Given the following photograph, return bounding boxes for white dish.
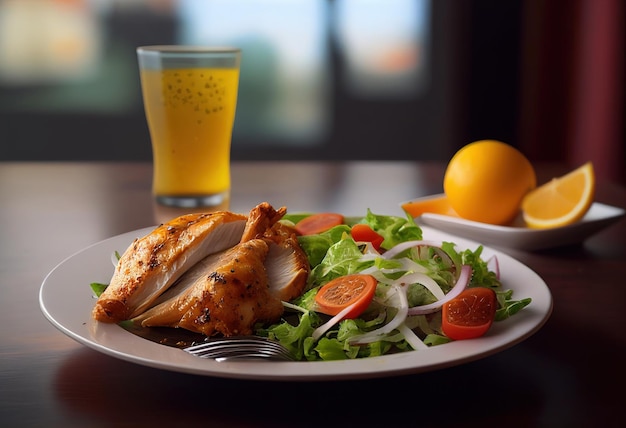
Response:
[40,225,552,381]
[404,194,625,251]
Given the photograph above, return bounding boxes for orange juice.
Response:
[137,46,241,207]
[140,67,239,199]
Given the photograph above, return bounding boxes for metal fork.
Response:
[183,336,294,362]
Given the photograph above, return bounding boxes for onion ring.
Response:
[406,264,472,315]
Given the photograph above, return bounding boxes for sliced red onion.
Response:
[349,283,409,345]
[487,255,500,280]
[282,301,307,314]
[406,264,472,315]
[312,301,358,341]
[381,257,430,275]
[398,323,428,350]
[382,240,445,259]
[383,240,461,281]
[398,271,445,300]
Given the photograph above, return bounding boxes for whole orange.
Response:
[443,140,536,225]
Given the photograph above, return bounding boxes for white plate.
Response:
[39,226,552,381]
[404,195,625,251]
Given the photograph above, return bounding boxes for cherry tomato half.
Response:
[442,287,497,340]
[314,274,377,319]
[351,223,384,251]
[295,213,344,235]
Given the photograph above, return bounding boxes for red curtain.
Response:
[519,0,624,184]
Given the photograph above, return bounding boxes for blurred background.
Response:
[0,0,623,184]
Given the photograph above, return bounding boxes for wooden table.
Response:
[1,161,624,427]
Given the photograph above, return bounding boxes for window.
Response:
[0,0,455,162]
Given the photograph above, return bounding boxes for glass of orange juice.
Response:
[137,46,241,208]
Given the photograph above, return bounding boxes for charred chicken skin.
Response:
[136,238,284,336]
[92,211,247,323]
[93,202,310,337]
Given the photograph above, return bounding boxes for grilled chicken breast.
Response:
[132,202,310,336]
[94,202,310,337]
[92,211,247,323]
[264,222,310,302]
[135,239,284,336]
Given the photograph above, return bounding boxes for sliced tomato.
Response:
[442,287,497,340]
[294,213,344,235]
[314,274,377,319]
[351,223,384,251]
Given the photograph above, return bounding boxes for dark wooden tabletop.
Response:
[1,161,624,427]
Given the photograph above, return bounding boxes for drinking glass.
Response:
[137,46,241,208]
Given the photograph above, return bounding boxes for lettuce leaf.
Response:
[308,236,375,286]
[363,209,423,250]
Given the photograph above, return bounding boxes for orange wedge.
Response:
[522,162,595,229]
[401,195,459,218]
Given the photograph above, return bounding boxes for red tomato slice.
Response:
[442,287,497,340]
[351,223,384,251]
[314,274,377,319]
[294,213,344,235]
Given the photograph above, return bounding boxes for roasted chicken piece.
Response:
[135,239,284,336]
[240,202,287,241]
[92,211,247,323]
[264,222,310,302]
[133,202,310,336]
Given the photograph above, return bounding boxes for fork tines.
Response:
[184,336,294,361]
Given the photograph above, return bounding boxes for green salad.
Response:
[258,209,531,361]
